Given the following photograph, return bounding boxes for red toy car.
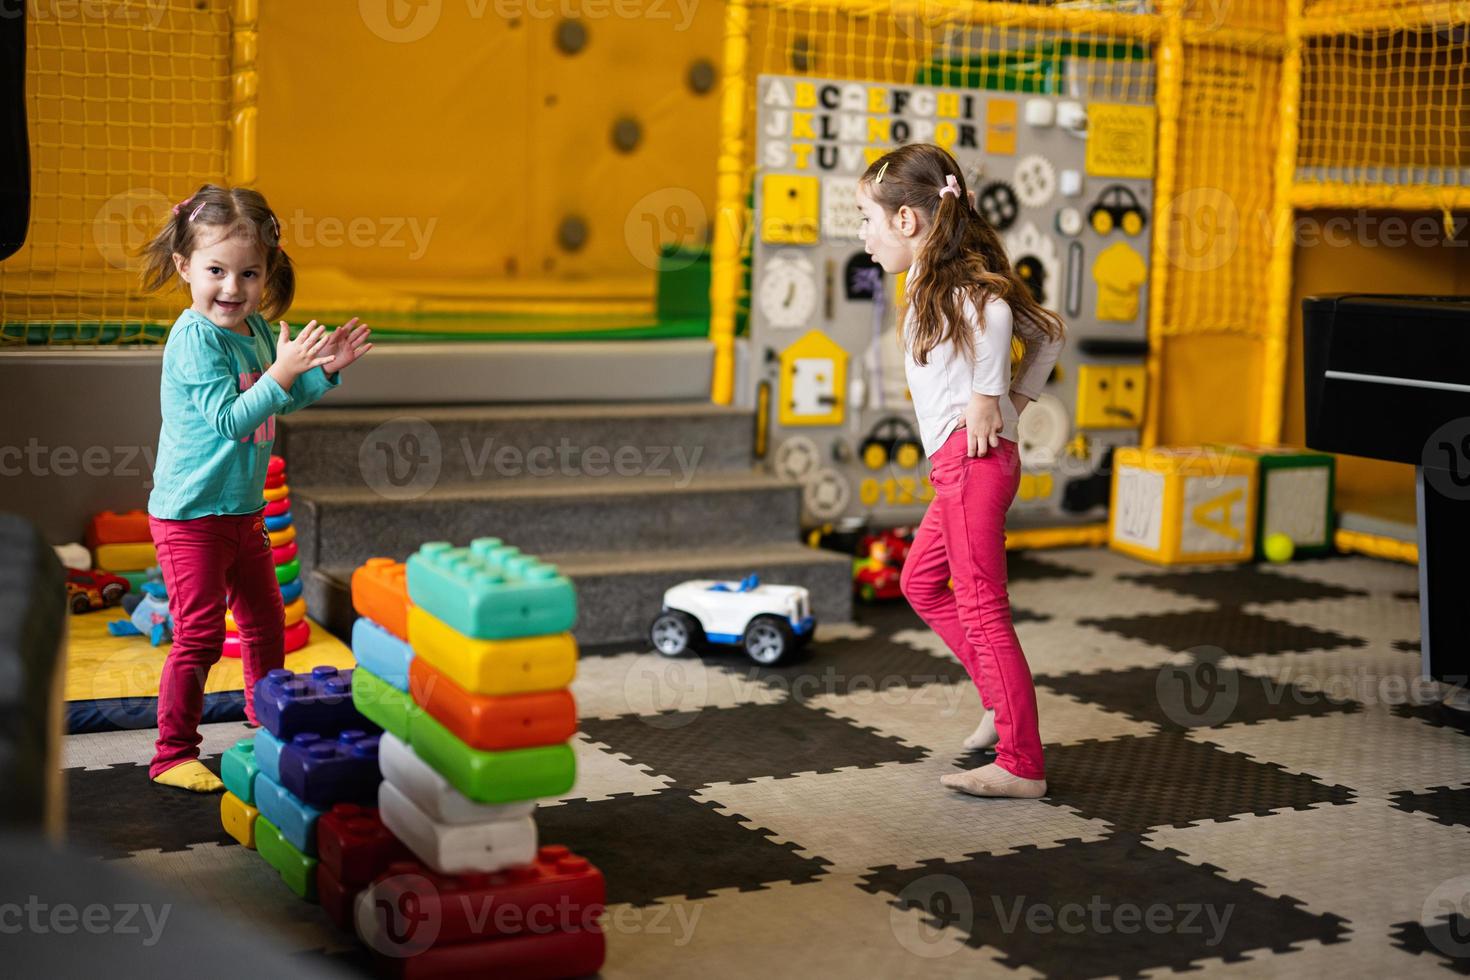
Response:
[65,568,130,613]
[852,527,914,603]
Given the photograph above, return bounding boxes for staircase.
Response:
[279,403,853,647]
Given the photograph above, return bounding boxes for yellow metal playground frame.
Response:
[708,0,1466,558]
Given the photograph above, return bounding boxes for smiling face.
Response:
[172,226,267,332]
[856,183,925,276]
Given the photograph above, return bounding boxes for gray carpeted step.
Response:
[278,402,754,491]
[305,542,853,648]
[293,471,803,572]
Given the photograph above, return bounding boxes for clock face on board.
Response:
[759,251,818,329]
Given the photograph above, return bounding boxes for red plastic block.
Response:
[317,804,414,887]
[410,658,577,752]
[375,927,605,980]
[317,861,358,932]
[353,558,412,642]
[86,509,151,549]
[365,845,606,947]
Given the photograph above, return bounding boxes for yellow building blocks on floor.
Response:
[93,542,156,573]
[407,607,578,697]
[1110,446,1258,566]
[220,790,259,849]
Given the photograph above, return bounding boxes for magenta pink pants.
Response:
[148,511,284,778]
[900,430,1044,780]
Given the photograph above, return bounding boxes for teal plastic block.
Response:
[352,665,420,743]
[255,815,318,901]
[405,539,576,641]
[409,709,576,805]
[220,737,259,805]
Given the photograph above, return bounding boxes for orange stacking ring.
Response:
[263,482,290,502]
[408,657,577,752]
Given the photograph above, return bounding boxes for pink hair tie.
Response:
[171,197,192,217]
[938,174,961,200]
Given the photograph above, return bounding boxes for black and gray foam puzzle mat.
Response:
[60,548,1470,977]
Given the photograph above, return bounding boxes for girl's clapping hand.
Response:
[274,320,333,377]
[317,317,374,376]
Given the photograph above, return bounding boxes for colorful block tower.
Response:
[218,665,384,902]
[345,540,605,976]
[87,509,156,591]
[225,454,310,657]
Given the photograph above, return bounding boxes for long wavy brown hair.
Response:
[860,143,1064,366]
[140,183,295,320]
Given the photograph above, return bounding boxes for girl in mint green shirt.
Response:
[139,184,371,792]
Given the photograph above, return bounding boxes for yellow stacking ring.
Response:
[263,482,290,502]
[226,596,306,633]
[268,525,296,548]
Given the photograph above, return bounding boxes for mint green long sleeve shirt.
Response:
[148,309,338,520]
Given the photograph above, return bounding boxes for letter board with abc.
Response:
[749,71,1156,528]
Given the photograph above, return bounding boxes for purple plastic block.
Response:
[278,729,384,809]
[253,666,376,740]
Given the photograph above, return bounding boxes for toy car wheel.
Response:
[650,611,701,657]
[69,592,90,614]
[743,615,793,665]
[101,582,126,605]
[1089,206,1113,235]
[1121,209,1144,236]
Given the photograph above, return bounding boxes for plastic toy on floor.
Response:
[65,567,130,614]
[106,581,173,645]
[650,574,815,665]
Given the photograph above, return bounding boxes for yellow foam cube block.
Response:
[94,541,156,572]
[1109,446,1257,566]
[220,790,258,849]
[407,606,577,697]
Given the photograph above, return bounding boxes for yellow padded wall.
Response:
[254,3,722,310]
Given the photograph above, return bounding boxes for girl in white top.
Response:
[857,143,1065,800]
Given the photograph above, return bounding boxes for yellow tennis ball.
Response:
[1263,532,1295,564]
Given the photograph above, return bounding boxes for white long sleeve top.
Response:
[902,293,1064,457]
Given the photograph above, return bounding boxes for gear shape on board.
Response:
[774,435,821,482]
[1005,222,1060,309]
[976,181,1020,231]
[804,468,851,520]
[1012,154,1057,209]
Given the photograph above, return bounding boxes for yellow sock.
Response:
[152,760,224,793]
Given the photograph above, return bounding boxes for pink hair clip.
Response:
[938,174,961,200]
[171,197,192,217]
[270,214,280,241]
[188,201,207,222]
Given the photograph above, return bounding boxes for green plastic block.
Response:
[406,539,576,641]
[1208,444,1336,558]
[655,247,711,322]
[220,737,259,805]
[255,815,318,901]
[352,666,420,743]
[409,709,576,805]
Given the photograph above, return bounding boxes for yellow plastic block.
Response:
[268,525,296,548]
[94,542,156,572]
[407,606,577,697]
[760,175,819,245]
[1109,446,1257,566]
[220,790,258,849]
[226,597,306,633]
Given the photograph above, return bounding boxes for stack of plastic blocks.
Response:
[347,540,604,976]
[218,665,383,901]
[86,510,156,591]
[226,454,309,657]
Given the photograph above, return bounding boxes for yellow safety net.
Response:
[0,0,234,344]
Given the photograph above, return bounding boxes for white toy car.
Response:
[650,574,815,665]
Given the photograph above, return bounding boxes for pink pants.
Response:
[148,511,285,778]
[900,429,1044,780]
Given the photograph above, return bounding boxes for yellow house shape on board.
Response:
[778,330,847,427]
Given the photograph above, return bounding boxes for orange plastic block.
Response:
[409,657,577,752]
[352,558,411,642]
[86,510,151,549]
